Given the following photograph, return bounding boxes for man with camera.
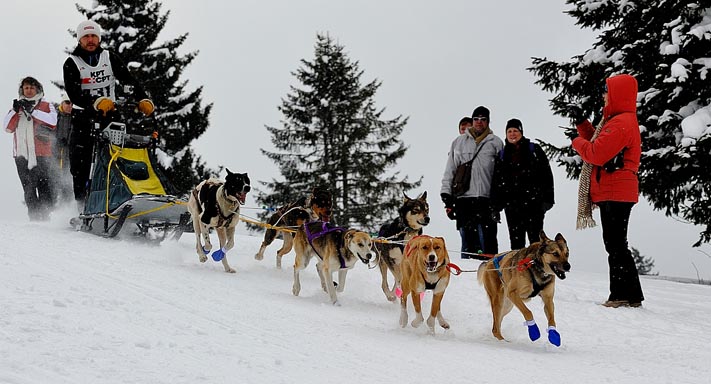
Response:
[440,106,504,258]
[62,20,155,203]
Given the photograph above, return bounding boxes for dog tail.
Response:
[476,261,489,285]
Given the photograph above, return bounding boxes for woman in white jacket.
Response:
[3,77,57,220]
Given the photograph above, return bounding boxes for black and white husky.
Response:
[374,192,430,301]
[188,169,250,273]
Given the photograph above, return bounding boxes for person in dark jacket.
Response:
[571,73,644,308]
[52,94,75,204]
[62,20,154,204]
[491,118,554,250]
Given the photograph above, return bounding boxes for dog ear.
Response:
[554,233,566,244]
[539,229,550,243]
[417,191,428,201]
[403,191,412,202]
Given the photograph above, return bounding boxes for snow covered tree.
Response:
[258,34,421,230]
[529,1,711,245]
[72,0,214,194]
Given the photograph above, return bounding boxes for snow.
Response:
[1,209,710,384]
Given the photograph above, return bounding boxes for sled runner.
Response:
[71,109,191,242]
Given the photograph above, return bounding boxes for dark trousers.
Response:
[455,197,498,257]
[504,205,544,249]
[598,201,644,303]
[68,113,95,202]
[15,156,53,220]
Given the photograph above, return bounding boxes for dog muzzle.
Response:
[550,262,571,279]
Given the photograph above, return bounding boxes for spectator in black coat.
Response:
[492,118,554,249]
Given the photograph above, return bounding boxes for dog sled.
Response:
[71,109,191,242]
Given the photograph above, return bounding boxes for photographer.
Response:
[3,77,58,221]
[570,74,644,308]
[62,20,155,204]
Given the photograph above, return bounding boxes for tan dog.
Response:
[187,171,250,273]
[292,222,374,306]
[477,230,570,346]
[399,235,451,334]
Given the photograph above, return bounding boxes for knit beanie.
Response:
[77,20,102,41]
[472,106,490,120]
[505,118,523,134]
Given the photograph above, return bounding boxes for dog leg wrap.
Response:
[212,247,227,262]
[201,246,210,255]
[547,326,561,347]
[524,319,540,341]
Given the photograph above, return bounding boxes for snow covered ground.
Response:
[1,210,709,384]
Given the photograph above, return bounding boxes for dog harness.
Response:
[192,186,239,228]
[304,221,348,269]
[492,251,552,298]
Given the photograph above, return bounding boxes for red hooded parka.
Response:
[572,74,641,203]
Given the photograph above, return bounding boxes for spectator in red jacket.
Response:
[3,77,58,221]
[571,73,644,308]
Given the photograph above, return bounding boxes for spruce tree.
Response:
[258,34,421,230]
[71,0,214,194]
[529,1,711,245]
[631,247,657,276]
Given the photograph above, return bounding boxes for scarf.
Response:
[576,119,605,230]
[469,127,493,144]
[15,92,43,170]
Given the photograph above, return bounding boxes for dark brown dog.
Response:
[477,230,570,346]
[254,187,333,268]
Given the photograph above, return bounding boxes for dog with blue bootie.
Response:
[188,170,250,273]
[476,230,570,347]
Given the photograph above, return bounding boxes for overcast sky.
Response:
[1,0,709,280]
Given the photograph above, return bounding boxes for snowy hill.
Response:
[1,213,709,384]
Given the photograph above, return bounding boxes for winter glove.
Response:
[541,202,554,212]
[491,209,501,224]
[441,193,456,220]
[566,104,587,125]
[137,99,155,116]
[12,99,20,112]
[93,97,115,116]
[547,326,561,347]
[524,319,541,342]
[445,207,456,221]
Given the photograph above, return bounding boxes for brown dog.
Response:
[254,187,333,268]
[292,221,374,306]
[477,230,570,346]
[399,235,451,334]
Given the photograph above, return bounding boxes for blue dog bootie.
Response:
[211,247,227,262]
[524,319,540,341]
[547,326,561,347]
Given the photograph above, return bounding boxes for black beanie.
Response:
[506,118,523,134]
[472,106,490,120]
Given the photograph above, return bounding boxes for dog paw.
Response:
[426,316,435,330]
[199,255,207,263]
[411,315,424,328]
[439,320,450,329]
[225,268,236,274]
[332,300,341,307]
[524,320,541,341]
[399,312,408,328]
[292,285,300,296]
[386,294,396,302]
[547,326,561,347]
[254,253,263,260]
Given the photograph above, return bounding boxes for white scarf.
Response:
[15,92,43,169]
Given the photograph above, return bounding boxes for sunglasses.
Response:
[472,117,488,122]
